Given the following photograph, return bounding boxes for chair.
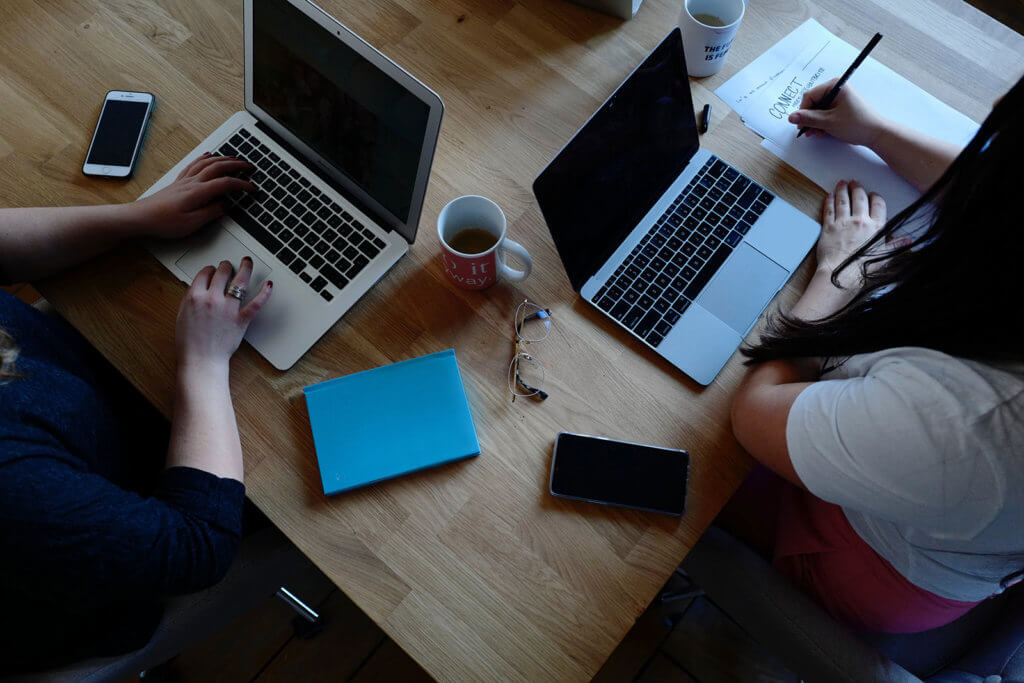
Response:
[680,525,1024,683]
[5,525,323,683]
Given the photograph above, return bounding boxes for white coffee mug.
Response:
[437,196,532,290]
[678,0,745,78]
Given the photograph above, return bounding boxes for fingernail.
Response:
[243,256,252,264]
[788,112,799,123]
[267,281,273,289]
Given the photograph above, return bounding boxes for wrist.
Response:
[108,201,151,239]
[792,267,858,321]
[177,355,231,389]
[815,257,864,288]
[864,115,895,153]
[815,261,838,277]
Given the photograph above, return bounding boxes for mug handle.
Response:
[499,239,532,282]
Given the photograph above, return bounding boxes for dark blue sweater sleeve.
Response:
[0,453,245,601]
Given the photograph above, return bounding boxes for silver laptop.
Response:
[533,29,820,386]
[143,0,443,370]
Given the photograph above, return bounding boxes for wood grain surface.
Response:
[1,0,1020,679]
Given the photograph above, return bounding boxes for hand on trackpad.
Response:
[175,230,273,303]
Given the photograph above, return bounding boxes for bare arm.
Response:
[0,205,134,283]
[0,154,254,284]
[169,363,245,481]
[868,119,962,193]
[789,79,961,193]
[168,258,272,481]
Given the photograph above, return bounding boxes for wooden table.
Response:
[2,0,1019,679]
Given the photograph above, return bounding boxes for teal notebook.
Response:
[303,349,480,495]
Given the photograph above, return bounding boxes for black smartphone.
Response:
[82,90,155,179]
[549,432,689,516]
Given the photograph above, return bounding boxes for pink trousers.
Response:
[722,467,979,634]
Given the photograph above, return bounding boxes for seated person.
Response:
[727,76,1024,634]
[0,154,272,670]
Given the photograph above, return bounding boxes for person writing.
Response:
[727,76,1024,633]
[0,154,271,669]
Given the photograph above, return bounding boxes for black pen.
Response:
[699,104,711,134]
[797,32,883,138]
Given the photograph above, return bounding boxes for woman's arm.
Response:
[788,80,961,192]
[168,257,272,482]
[868,120,962,194]
[0,154,253,284]
[731,180,889,485]
[0,204,135,284]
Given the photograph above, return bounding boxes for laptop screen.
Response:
[533,30,699,291]
[252,0,431,224]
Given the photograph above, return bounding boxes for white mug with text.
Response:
[678,0,745,78]
[437,196,532,291]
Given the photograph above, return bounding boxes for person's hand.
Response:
[788,80,885,147]
[816,180,891,287]
[176,257,272,373]
[129,153,255,239]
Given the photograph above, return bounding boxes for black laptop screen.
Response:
[252,0,430,224]
[532,30,699,291]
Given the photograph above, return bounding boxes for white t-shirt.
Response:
[786,347,1024,602]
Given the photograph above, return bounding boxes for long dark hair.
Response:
[743,76,1024,366]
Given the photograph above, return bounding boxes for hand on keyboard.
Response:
[215,128,388,302]
[131,152,256,239]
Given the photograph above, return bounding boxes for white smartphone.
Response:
[82,90,155,179]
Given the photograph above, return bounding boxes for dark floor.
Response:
[147,558,798,683]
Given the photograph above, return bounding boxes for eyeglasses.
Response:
[508,300,551,402]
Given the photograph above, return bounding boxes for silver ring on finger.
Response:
[225,284,247,301]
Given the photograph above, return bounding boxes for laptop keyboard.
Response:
[212,127,386,302]
[591,156,774,348]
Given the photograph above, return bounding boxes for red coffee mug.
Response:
[438,195,532,290]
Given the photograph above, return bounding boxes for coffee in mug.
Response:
[438,196,533,290]
[691,13,726,27]
[448,227,499,255]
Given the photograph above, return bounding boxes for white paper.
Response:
[714,19,822,119]
[761,134,921,217]
[717,19,980,216]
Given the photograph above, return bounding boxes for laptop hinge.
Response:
[252,119,393,236]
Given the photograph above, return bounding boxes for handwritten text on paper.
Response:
[767,67,826,119]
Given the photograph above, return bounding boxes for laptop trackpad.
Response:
[695,243,788,334]
[175,229,273,303]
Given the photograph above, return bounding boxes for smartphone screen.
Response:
[86,99,149,166]
[550,433,688,515]
[83,92,153,178]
